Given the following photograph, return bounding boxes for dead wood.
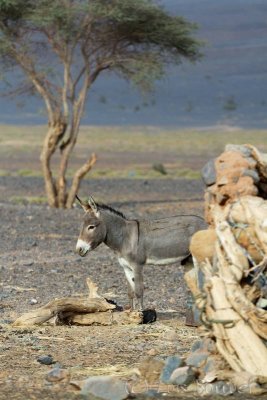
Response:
[12,277,153,327]
[209,276,267,376]
[183,146,267,391]
[12,296,115,326]
[63,310,143,326]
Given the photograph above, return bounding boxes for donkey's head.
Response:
[75,196,107,257]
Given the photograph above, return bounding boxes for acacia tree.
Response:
[0,0,202,208]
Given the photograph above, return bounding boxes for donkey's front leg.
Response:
[119,258,135,309]
[133,264,144,310]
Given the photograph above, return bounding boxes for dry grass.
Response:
[0,124,266,154]
[0,124,266,179]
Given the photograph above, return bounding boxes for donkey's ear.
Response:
[76,195,90,212]
[88,196,99,216]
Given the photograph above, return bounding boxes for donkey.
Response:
[75,196,206,310]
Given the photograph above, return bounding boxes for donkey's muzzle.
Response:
[76,239,91,257]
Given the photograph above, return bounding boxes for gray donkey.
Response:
[76,196,206,310]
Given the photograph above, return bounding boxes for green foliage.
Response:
[0,0,202,96]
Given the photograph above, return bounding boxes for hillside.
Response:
[0,0,266,128]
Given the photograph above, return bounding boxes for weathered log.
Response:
[216,243,267,339]
[62,310,143,326]
[214,207,249,280]
[13,296,115,326]
[209,275,267,376]
[13,277,116,326]
[12,277,157,327]
[224,196,267,253]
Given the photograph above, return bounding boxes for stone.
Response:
[146,348,157,356]
[241,168,260,183]
[256,298,267,309]
[23,260,34,266]
[142,309,157,324]
[45,367,70,382]
[224,144,252,158]
[186,351,209,368]
[80,376,129,400]
[217,175,228,186]
[160,355,184,384]
[169,366,196,386]
[202,355,228,379]
[37,355,54,365]
[29,298,38,305]
[138,358,164,384]
[190,340,202,353]
[201,159,216,186]
[152,163,167,175]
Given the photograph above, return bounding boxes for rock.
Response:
[37,355,54,365]
[201,355,229,381]
[45,367,70,382]
[23,260,34,266]
[146,348,157,356]
[190,338,216,354]
[201,159,216,186]
[142,309,157,324]
[80,376,129,400]
[152,163,167,175]
[242,168,260,183]
[217,176,228,186]
[169,366,196,386]
[256,297,267,309]
[138,358,164,384]
[186,351,209,368]
[29,298,38,305]
[224,144,252,158]
[160,355,184,384]
[190,340,202,353]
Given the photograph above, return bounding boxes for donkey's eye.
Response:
[87,225,95,231]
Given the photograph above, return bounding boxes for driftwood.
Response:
[13,278,115,326]
[63,310,143,326]
[12,278,153,327]
[193,200,267,378]
[185,145,267,392]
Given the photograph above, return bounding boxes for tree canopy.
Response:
[0,0,203,207]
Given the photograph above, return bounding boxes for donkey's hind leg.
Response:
[133,264,144,311]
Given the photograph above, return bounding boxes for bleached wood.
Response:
[65,310,143,326]
[210,276,267,376]
[13,296,115,326]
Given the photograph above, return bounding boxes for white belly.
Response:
[146,256,182,266]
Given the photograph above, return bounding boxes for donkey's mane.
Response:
[97,203,126,219]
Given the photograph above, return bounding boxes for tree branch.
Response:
[66,153,97,209]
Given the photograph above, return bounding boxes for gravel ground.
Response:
[0,177,205,399]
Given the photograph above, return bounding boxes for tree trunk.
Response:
[41,119,96,208]
[40,119,67,208]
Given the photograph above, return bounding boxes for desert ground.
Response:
[0,126,266,399]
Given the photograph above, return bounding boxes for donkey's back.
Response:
[138,215,206,265]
